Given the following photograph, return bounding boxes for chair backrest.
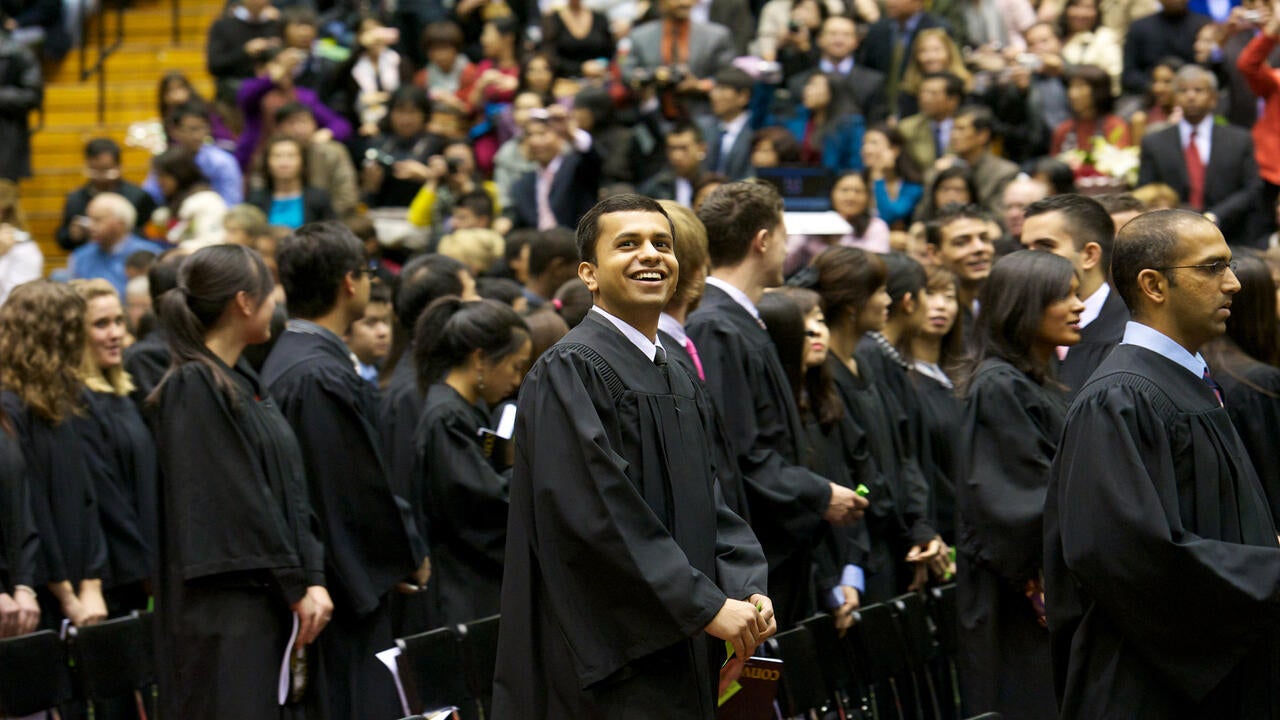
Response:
[69,611,157,701]
[766,625,829,715]
[928,584,959,659]
[798,613,855,695]
[397,626,470,716]
[848,602,911,682]
[890,593,937,668]
[0,630,75,716]
[460,614,500,720]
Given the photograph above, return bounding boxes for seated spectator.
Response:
[941,0,1037,51]
[0,25,39,179]
[921,105,1021,217]
[518,52,559,107]
[156,72,235,150]
[206,0,282,104]
[858,0,949,115]
[1131,180,1182,208]
[235,46,353,171]
[413,21,471,108]
[917,164,979,222]
[1129,56,1183,141]
[637,122,708,205]
[222,203,269,246]
[780,71,867,171]
[245,135,336,228]
[124,274,150,334]
[359,86,442,210]
[757,0,837,63]
[1122,0,1210,95]
[1033,156,1080,193]
[785,171,891,275]
[438,227,505,276]
[749,126,804,169]
[986,22,1068,164]
[621,0,736,119]
[699,67,756,181]
[898,28,972,119]
[1051,64,1132,156]
[144,102,243,207]
[0,179,39,303]
[570,86,632,185]
[273,102,360,219]
[540,0,614,80]
[406,141,499,238]
[898,72,964,171]
[458,16,522,172]
[1061,0,1124,94]
[345,214,398,282]
[68,193,165,297]
[505,107,600,231]
[693,173,727,210]
[450,189,495,230]
[342,16,409,137]
[57,139,157,252]
[789,16,888,123]
[492,90,542,209]
[149,147,228,249]
[279,7,343,107]
[524,227,581,309]
[863,123,926,228]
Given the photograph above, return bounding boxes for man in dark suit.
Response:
[622,0,736,119]
[1137,64,1261,244]
[638,122,707,204]
[857,0,948,116]
[507,107,602,231]
[1122,0,1210,94]
[699,68,755,181]
[787,16,889,123]
[1020,194,1129,392]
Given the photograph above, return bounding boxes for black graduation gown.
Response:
[804,412,874,611]
[828,356,933,602]
[416,383,508,626]
[911,369,961,543]
[153,360,328,720]
[1045,345,1280,719]
[0,428,38,596]
[77,389,157,607]
[123,327,170,412]
[0,392,108,596]
[493,312,768,719]
[1057,286,1128,393]
[1213,352,1280,529]
[955,358,1063,720]
[262,322,418,720]
[686,285,831,627]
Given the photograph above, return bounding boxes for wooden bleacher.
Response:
[26,0,223,271]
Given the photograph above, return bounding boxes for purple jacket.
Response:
[234,76,352,171]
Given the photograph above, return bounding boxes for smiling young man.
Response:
[926,203,995,350]
[1045,210,1280,718]
[493,193,775,719]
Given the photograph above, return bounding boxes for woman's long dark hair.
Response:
[831,171,874,238]
[413,296,530,393]
[867,123,924,185]
[762,287,844,427]
[810,245,888,336]
[151,244,275,407]
[1203,253,1279,396]
[260,135,310,194]
[961,250,1076,392]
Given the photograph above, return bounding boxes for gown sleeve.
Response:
[421,406,509,570]
[0,434,38,592]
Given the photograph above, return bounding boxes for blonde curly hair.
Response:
[0,280,86,423]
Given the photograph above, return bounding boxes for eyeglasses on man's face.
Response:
[1153,260,1237,277]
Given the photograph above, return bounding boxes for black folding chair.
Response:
[890,593,943,720]
[397,626,470,717]
[68,611,157,719]
[847,601,916,720]
[766,625,829,718]
[927,584,962,719]
[460,614,500,720]
[0,629,75,716]
[798,612,862,714]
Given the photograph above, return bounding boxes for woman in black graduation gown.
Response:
[413,296,531,626]
[0,406,40,637]
[151,245,333,719]
[955,250,1084,720]
[0,280,110,631]
[1202,253,1280,527]
[907,267,966,544]
[72,279,157,617]
[807,247,942,602]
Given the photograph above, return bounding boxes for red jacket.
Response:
[1238,32,1280,185]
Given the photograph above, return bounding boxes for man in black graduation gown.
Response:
[1021,194,1129,392]
[686,181,865,628]
[1044,210,1280,718]
[263,222,426,720]
[494,194,776,719]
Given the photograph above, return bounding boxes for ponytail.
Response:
[150,245,275,407]
[412,296,529,394]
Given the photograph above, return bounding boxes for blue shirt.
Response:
[69,234,166,298]
[268,194,305,229]
[143,144,244,206]
[1119,321,1209,379]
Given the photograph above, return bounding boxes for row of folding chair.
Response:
[0,611,156,718]
[768,584,997,720]
[395,614,501,720]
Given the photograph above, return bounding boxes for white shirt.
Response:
[674,177,693,207]
[658,312,689,346]
[719,112,749,165]
[1120,321,1208,379]
[592,305,664,361]
[705,276,764,324]
[819,56,855,75]
[0,232,42,304]
[1078,281,1110,330]
[1178,114,1215,167]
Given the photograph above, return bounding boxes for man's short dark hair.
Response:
[1095,193,1147,216]
[277,221,367,319]
[575,193,673,264]
[923,71,965,100]
[395,254,467,335]
[1111,209,1199,314]
[697,181,785,268]
[455,190,494,220]
[85,138,120,161]
[274,101,316,126]
[925,203,990,247]
[422,20,464,51]
[167,101,212,129]
[125,250,157,273]
[148,248,187,302]
[531,227,581,273]
[1024,193,1117,268]
[957,105,997,139]
[669,121,704,144]
[281,6,318,26]
[368,281,392,305]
